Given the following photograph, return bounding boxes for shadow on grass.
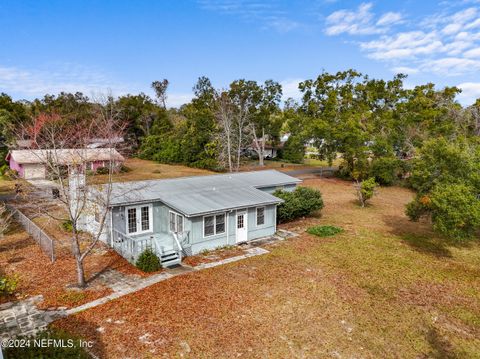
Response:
[382,214,476,258]
[401,234,453,258]
[425,326,457,359]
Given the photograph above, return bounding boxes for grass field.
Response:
[0,175,14,195]
[52,177,480,358]
[92,158,213,184]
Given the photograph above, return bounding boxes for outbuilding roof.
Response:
[6,148,124,165]
[106,170,301,216]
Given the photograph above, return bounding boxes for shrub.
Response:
[95,166,110,175]
[355,177,377,207]
[282,135,305,163]
[3,329,90,359]
[119,164,132,173]
[307,225,343,237]
[370,157,403,186]
[0,164,8,175]
[61,220,73,232]
[274,186,324,223]
[0,274,18,295]
[407,182,480,240]
[136,248,162,272]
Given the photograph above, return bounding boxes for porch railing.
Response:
[112,229,153,263]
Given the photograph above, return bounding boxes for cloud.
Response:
[166,93,194,108]
[197,0,302,33]
[325,3,402,35]
[464,46,480,57]
[0,63,132,100]
[325,3,480,77]
[428,57,480,75]
[457,82,480,104]
[391,66,419,75]
[376,12,403,26]
[280,78,303,100]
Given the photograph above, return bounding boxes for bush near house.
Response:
[274,186,324,223]
[306,225,343,237]
[95,167,110,175]
[136,248,162,272]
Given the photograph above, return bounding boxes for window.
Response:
[127,208,137,234]
[204,215,215,237]
[141,206,150,231]
[256,207,265,226]
[126,205,152,235]
[215,214,225,234]
[169,211,184,233]
[237,214,244,229]
[204,213,226,237]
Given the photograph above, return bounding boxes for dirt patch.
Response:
[182,247,246,267]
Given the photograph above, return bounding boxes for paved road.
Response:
[286,166,338,176]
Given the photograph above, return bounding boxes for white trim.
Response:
[203,212,226,238]
[169,210,184,234]
[255,206,266,227]
[235,210,248,243]
[125,203,153,235]
[274,205,277,233]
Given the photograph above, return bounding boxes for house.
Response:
[86,137,124,149]
[81,170,301,266]
[5,148,124,180]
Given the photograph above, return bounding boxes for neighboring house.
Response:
[245,143,283,159]
[87,137,124,149]
[5,148,124,179]
[81,170,301,267]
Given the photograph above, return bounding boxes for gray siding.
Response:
[187,204,277,254]
[109,202,278,255]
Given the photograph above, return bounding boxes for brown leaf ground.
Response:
[0,221,149,308]
[49,177,480,358]
[182,246,246,267]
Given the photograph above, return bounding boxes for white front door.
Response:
[236,211,248,243]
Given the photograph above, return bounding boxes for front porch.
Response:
[111,230,190,267]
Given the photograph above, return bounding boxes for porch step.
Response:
[160,250,181,267]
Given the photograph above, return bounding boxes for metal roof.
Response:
[106,170,301,216]
[7,148,124,164]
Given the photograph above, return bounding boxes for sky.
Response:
[1,0,480,106]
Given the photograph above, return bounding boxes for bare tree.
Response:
[215,91,235,172]
[0,203,12,239]
[17,98,127,288]
[151,79,169,109]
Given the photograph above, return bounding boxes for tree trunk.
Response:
[71,234,86,288]
[258,127,265,167]
[226,133,233,172]
[75,256,86,288]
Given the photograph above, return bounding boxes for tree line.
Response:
[1,70,480,239]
